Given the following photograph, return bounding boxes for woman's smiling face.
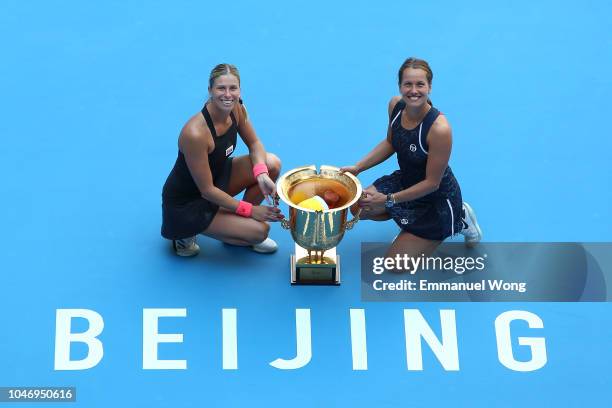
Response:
[399,67,431,108]
[209,73,241,112]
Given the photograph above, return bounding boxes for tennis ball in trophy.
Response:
[297,196,329,211]
[323,189,340,207]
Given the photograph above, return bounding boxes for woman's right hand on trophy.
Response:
[339,165,360,176]
[251,205,285,222]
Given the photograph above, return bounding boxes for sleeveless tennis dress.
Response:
[161,105,237,239]
[373,100,464,240]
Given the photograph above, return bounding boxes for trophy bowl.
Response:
[276,165,362,252]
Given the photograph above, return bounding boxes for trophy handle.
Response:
[274,193,292,230]
[344,192,365,231]
[344,208,361,231]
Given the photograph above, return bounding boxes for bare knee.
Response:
[386,233,440,258]
[266,153,281,180]
[244,221,269,244]
[253,221,270,243]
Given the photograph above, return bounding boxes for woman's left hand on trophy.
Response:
[257,173,277,205]
[359,190,386,211]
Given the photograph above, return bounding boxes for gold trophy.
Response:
[276,165,362,285]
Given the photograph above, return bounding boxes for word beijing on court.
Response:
[54,308,547,373]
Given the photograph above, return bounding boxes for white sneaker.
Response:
[460,202,482,247]
[173,236,200,257]
[252,237,278,254]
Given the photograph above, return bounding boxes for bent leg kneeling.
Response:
[266,153,281,179]
[387,231,441,259]
[202,210,268,245]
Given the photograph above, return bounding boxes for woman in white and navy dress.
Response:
[341,58,482,257]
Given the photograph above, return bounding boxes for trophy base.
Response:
[290,245,340,285]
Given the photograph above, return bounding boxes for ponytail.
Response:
[239,98,248,121]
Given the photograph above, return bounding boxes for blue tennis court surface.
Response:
[1,0,611,406]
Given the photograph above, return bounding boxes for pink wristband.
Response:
[252,163,268,178]
[235,200,253,218]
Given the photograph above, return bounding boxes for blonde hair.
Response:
[208,63,248,120]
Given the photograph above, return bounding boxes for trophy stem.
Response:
[307,249,327,264]
[292,244,340,285]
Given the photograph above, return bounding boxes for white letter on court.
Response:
[143,308,187,370]
[350,309,368,370]
[54,309,104,370]
[495,310,547,371]
[404,309,459,371]
[222,308,238,370]
[270,309,312,369]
